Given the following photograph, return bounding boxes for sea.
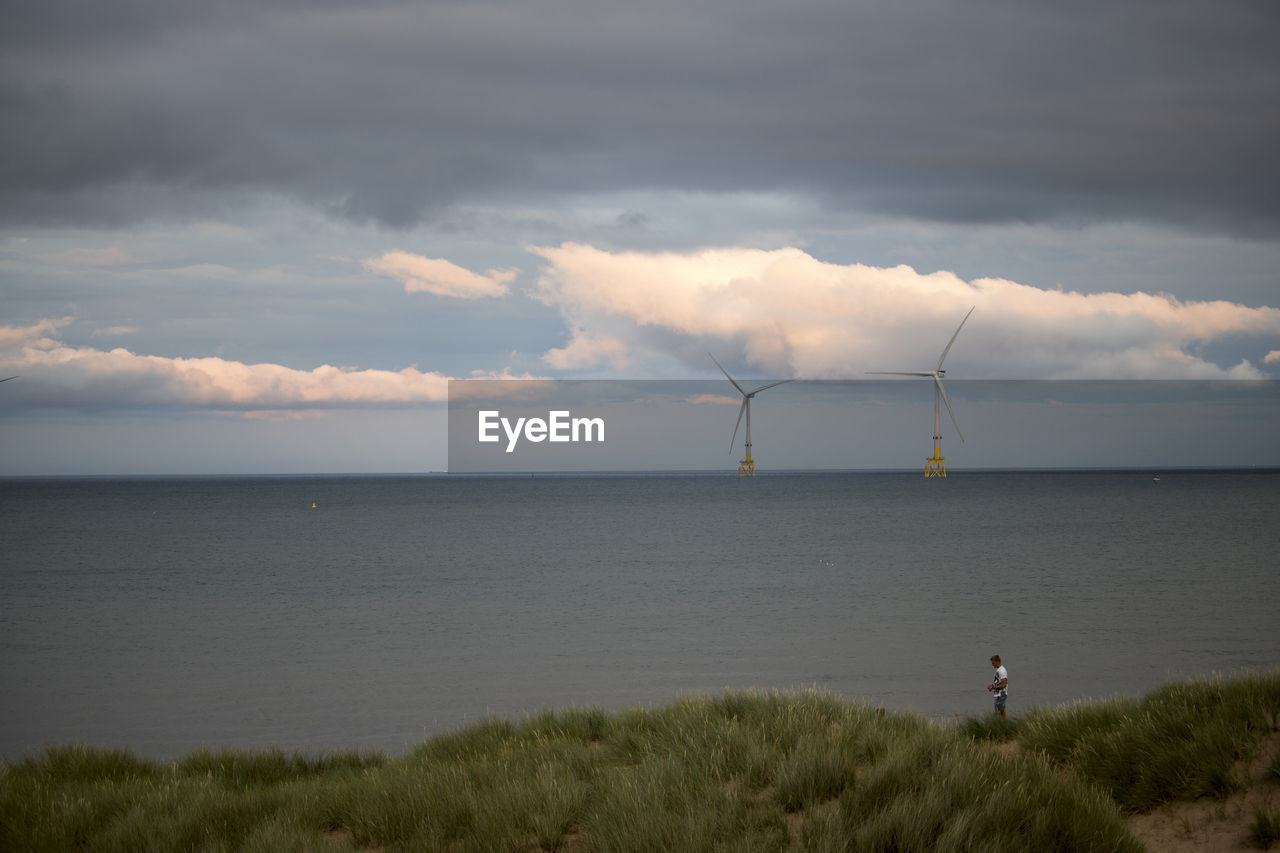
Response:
[2,470,1277,761]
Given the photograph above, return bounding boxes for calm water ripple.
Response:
[2,470,1277,758]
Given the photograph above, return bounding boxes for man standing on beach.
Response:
[987,655,1008,718]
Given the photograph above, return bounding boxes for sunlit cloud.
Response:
[528,243,1280,379]
[0,316,74,350]
[685,393,739,406]
[542,332,630,370]
[364,250,516,299]
[0,319,450,412]
[1266,350,1280,364]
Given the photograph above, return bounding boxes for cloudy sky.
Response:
[2,0,1278,474]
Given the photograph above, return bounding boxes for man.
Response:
[987,654,1009,718]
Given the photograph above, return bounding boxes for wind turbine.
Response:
[868,306,974,478]
[709,354,793,477]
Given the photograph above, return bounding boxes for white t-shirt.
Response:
[991,665,1008,697]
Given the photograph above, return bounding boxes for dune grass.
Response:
[990,672,1280,811]
[1248,736,1280,849]
[2,672,1277,852]
[1252,806,1280,850]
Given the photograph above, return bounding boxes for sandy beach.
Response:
[1125,729,1279,852]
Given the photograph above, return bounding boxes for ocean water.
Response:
[1,470,1277,760]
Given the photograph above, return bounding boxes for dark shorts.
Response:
[994,693,1007,712]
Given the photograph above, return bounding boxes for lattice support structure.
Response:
[924,444,946,478]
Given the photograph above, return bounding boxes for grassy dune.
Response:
[2,672,1277,852]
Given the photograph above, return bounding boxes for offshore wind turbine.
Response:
[868,306,974,478]
[709,354,793,477]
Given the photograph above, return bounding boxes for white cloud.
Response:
[1265,350,1280,364]
[364,250,516,299]
[0,319,450,411]
[542,332,630,370]
[0,316,73,350]
[684,393,739,406]
[527,243,1280,379]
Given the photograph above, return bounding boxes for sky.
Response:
[2,0,1279,474]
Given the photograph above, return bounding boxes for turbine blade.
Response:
[0,376,17,382]
[708,353,746,396]
[935,305,975,371]
[747,377,795,395]
[730,397,748,453]
[936,377,964,442]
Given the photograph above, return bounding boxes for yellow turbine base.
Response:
[925,451,946,478]
[738,458,756,477]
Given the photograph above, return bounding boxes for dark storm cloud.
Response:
[3,0,1277,232]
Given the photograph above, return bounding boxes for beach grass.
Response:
[1249,738,1280,849]
[2,672,1277,852]
[1252,806,1280,850]
[1012,672,1280,811]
